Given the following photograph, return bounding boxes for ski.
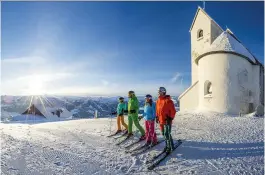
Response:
[131,140,164,156]
[115,135,133,146]
[126,140,163,154]
[107,132,121,137]
[125,142,148,154]
[113,131,128,139]
[145,149,166,164]
[113,130,139,139]
[145,139,181,164]
[124,138,145,149]
[147,140,182,170]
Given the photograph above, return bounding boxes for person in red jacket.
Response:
[156,87,176,153]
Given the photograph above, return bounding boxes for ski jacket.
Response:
[143,102,156,121]
[156,95,176,124]
[116,102,127,116]
[128,94,139,113]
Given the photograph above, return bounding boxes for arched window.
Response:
[204,80,212,96]
[197,29,203,38]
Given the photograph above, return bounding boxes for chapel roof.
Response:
[195,30,258,64]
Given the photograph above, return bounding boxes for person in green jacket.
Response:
[127,90,145,140]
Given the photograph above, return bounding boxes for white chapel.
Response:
[178,7,264,115]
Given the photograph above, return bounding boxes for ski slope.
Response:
[1,112,264,175]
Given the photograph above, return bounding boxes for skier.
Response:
[111,97,128,134]
[126,90,145,140]
[156,87,176,153]
[142,94,158,146]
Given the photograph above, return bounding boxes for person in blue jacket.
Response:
[142,94,158,146]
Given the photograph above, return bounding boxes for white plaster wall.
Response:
[259,66,264,105]
[198,53,254,114]
[252,65,260,109]
[190,10,212,84]
[179,81,199,112]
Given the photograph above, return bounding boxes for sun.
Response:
[26,75,45,95]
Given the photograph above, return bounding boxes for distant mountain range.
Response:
[1,95,179,119]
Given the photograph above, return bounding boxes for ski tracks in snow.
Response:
[1,112,264,175]
[1,121,113,175]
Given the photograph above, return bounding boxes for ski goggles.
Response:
[158,87,166,93]
[145,96,152,100]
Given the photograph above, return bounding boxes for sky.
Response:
[1,1,264,96]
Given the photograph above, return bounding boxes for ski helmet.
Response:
[128,90,135,95]
[158,87,166,94]
[145,94,152,100]
[119,97,124,101]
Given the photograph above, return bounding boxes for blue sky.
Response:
[2,1,264,96]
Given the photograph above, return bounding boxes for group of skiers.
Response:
[111,87,176,153]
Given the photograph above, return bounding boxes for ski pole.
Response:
[109,113,112,136]
[109,111,115,136]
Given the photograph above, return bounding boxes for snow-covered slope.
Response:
[1,112,263,175]
[1,110,20,122]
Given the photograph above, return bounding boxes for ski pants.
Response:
[145,120,157,144]
[160,124,174,150]
[117,115,128,130]
[128,113,145,136]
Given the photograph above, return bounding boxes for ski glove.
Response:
[129,109,136,114]
[111,112,117,115]
[156,116,159,124]
[138,115,143,121]
[166,116,173,125]
[124,110,128,114]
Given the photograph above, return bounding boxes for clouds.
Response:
[1,57,190,96]
[1,49,124,95]
[1,72,77,95]
[2,3,193,96]
[101,79,109,86]
[17,73,76,82]
[43,79,189,97]
[1,54,83,95]
[171,72,183,83]
[2,56,46,64]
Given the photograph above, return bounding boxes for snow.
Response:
[1,112,263,174]
[30,104,73,119]
[71,109,80,114]
[10,114,46,122]
[1,111,20,122]
[202,31,257,63]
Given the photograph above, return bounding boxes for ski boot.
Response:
[139,135,146,141]
[150,141,158,147]
[123,130,128,134]
[115,130,122,134]
[127,133,134,138]
[163,144,171,153]
[165,148,172,154]
[163,146,168,152]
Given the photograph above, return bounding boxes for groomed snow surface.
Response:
[1,112,264,175]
